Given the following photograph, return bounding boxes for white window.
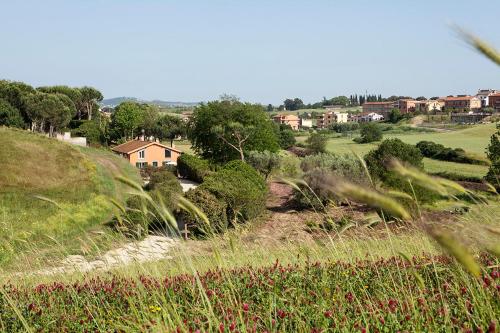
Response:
[138,150,145,159]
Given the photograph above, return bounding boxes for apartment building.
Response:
[476,89,499,108]
[444,96,482,112]
[398,99,417,113]
[362,102,394,118]
[488,93,500,111]
[272,114,301,130]
[414,99,445,113]
[316,111,348,129]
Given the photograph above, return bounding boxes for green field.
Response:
[0,127,140,269]
[297,123,496,177]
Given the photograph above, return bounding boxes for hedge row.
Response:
[416,141,488,166]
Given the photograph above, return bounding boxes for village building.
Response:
[476,89,499,108]
[112,140,182,168]
[362,102,394,118]
[398,99,417,114]
[316,111,348,129]
[488,93,500,112]
[414,99,445,113]
[351,112,384,122]
[300,118,313,128]
[444,96,481,112]
[272,114,300,130]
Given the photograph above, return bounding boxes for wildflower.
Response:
[242,303,249,312]
[219,323,224,333]
[324,310,332,318]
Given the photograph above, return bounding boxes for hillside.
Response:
[0,127,140,270]
[101,96,200,108]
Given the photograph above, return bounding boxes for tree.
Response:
[37,86,81,118]
[0,98,24,128]
[0,80,35,123]
[77,86,103,120]
[246,150,281,179]
[388,108,402,123]
[283,98,304,111]
[188,100,280,163]
[416,96,427,101]
[365,138,438,203]
[306,133,328,154]
[155,114,185,147]
[140,105,160,138]
[266,104,274,112]
[23,92,73,135]
[485,124,500,190]
[110,101,144,140]
[354,122,383,144]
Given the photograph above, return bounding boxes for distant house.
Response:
[476,89,499,108]
[353,112,384,122]
[300,118,313,128]
[398,99,417,113]
[316,111,348,129]
[444,96,481,112]
[362,102,394,118]
[488,93,500,112]
[323,105,344,110]
[112,140,182,168]
[272,114,300,130]
[414,99,445,113]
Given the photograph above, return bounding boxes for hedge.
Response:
[416,141,488,165]
[178,188,228,235]
[200,160,267,222]
[177,154,212,183]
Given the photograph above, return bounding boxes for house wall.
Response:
[128,144,181,168]
[489,95,500,111]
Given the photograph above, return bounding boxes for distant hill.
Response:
[101,97,200,108]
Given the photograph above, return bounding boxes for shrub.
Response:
[178,188,228,235]
[246,150,281,179]
[200,160,267,221]
[148,168,181,191]
[306,133,328,154]
[485,124,500,190]
[177,154,212,183]
[278,129,296,149]
[354,122,383,144]
[140,165,177,179]
[329,122,359,133]
[294,153,370,210]
[365,138,439,203]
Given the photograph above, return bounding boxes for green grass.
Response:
[297,123,496,177]
[0,127,140,270]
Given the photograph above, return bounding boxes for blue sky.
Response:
[0,0,499,104]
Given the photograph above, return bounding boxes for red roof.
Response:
[112,140,182,154]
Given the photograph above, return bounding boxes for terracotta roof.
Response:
[489,93,500,97]
[112,140,182,154]
[444,96,477,101]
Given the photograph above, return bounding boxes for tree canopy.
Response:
[188,100,280,163]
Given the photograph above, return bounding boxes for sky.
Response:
[0,0,499,104]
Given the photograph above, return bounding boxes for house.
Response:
[414,99,445,113]
[362,102,394,118]
[316,111,348,129]
[353,112,384,122]
[398,99,417,114]
[272,114,300,130]
[476,89,499,108]
[112,140,182,168]
[444,96,481,112]
[300,118,313,128]
[323,105,344,111]
[488,93,500,111]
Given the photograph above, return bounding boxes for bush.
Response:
[294,153,370,210]
[178,188,228,235]
[365,138,438,204]
[485,124,500,190]
[177,154,212,183]
[329,122,359,133]
[200,160,267,221]
[278,129,296,149]
[354,122,383,144]
[416,141,487,165]
[306,133,328,153]
[141,165,177,179]
[246,150,281,179]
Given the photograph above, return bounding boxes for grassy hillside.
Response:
[0,127,140,269]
